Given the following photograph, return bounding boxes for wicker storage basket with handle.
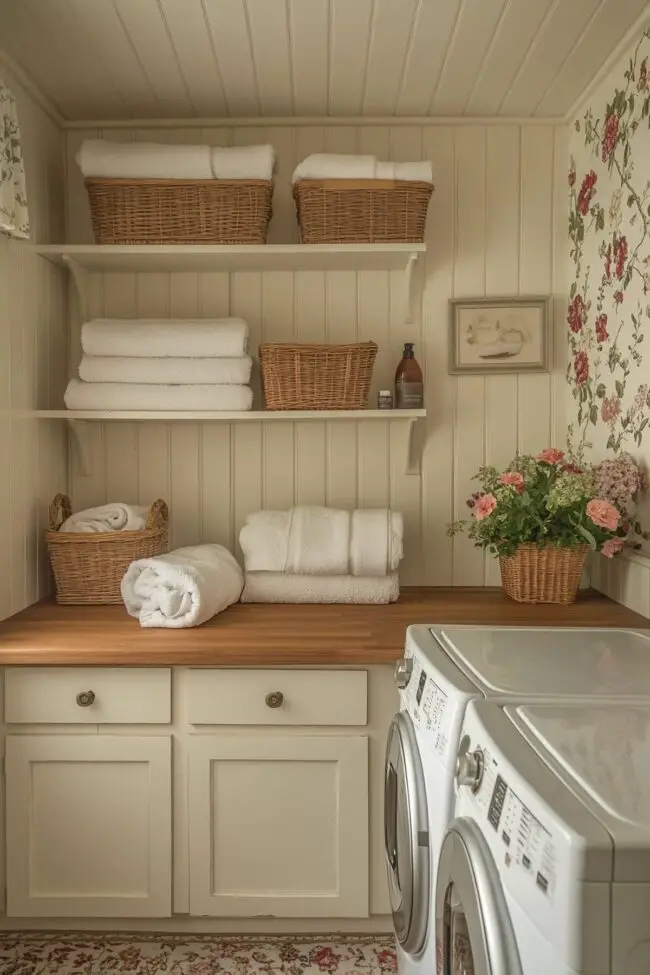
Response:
[46,494,169,605]
[293,178,433,243]
[85,177,273,244]
[259,341,378,410]
[499,543,589,605]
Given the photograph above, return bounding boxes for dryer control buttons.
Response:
[394,657,413,689]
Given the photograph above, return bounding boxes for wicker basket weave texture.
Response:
[499,543,589,605]
[85,177,273,245]
[293,178,433,243]
[259,341,378,410]
[46,494,169,605]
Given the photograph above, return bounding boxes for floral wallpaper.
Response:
[567,29,650,472]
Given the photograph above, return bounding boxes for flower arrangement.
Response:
[448,448,646,560]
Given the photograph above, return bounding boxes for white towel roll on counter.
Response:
[122,544,244,628]
[79,355,253,386]
[241,572,399,604]
[64,379,253,412]
[81,319,249,359]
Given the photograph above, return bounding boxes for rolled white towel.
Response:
[77,139,213,180]
[79,355,253,386]
[81,319,249,359]
[350,509,403,576]
[122,544,243,628]
[239,510,291,573]
[241,572,399,604]
[285,506,350,575]
[64,379,253,412]
[210,144,275,180]
[61,502,148,533]
[292,153,377,182]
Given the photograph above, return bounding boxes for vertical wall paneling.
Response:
[65,121,562,587]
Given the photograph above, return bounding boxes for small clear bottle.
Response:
[394,343,423,409]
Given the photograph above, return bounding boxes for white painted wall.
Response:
[0,60,67,621]
[64,122,567,586]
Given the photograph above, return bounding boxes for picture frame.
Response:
[448,296,550,374]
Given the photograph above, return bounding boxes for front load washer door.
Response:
[435,817,522,975]
[384,711,429,955]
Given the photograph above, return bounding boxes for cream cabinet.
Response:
[5,735,172,918]
[187,734,369,918]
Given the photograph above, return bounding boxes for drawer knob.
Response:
[76,690,96,708]
[265,691,284,709]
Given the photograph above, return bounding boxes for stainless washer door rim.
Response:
[435,817,522,975]
[384,710,430,955]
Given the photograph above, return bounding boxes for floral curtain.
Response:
[0,80,29,240]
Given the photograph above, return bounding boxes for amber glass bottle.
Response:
[394,343,423,408]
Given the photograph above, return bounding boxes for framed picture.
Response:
[449,296,550,374]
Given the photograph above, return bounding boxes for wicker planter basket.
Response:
[293,179,433,243]
[499,544,589,605]
[85,177,273,244]
[46,494,169,605]
[259,341,378,410]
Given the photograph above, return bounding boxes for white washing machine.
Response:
[442,699,650,974]
[385,625,650,975]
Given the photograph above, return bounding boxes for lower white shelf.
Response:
[32,409,426,477]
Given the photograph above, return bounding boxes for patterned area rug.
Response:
[0,933,397,975]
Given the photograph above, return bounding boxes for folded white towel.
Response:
[81,319,249,359]
[64,379,253,412]
[350,509,404,576]
[79,355,253,386]
[77,139,213,180]
[375,161,434,183]
[292,153,377,183]
[239,506,403,576]
[122,544,243,628]
[241,572,399,604]
[210,144,275,180]
[61,502,148,533]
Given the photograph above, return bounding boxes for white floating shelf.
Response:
[33,409,426,477]
[35,243,425,274]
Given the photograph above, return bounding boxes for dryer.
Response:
[441,699,650,974]
[385,625,650,975]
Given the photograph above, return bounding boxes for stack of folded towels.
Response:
[239,506,403,604]
[292,153,433,183]
[64,319,254,412]
[77,140,275,181]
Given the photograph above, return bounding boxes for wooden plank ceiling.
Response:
[0,0,648,120]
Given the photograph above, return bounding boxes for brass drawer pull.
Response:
[265,691,284,709]
[76,690,96,708]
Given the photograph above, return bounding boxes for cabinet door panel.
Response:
[6,736,171,918]
[188,735,368,918]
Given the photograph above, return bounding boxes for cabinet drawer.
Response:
[5,668,171,724]
[187,669,367,726]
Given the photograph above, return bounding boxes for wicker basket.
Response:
[46,494,169,605]
[293,179,433,243]
[499,544,589,605]
[85,177,273,244]
[259,341,378,410]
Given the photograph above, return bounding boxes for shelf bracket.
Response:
[404,252,420,325]
[67,420,93,476]
[63,255,90,323]
[404,416,425,476]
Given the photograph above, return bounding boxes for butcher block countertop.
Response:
[0,588,647,666]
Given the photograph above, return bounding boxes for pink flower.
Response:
[577,170,597,215]
[601,113,620,163]
[537,448,565,464]
[614,290,624,305]
[567,294,587,333]
[614,235,628,279]
[587,499,621,531]
[601,395,621,424]
[474,494,497,521]
[602,536,625,558]
[595,313,609,343]
[499,471,525,493]
[574,350,589,384]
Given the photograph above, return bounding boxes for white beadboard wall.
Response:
[65,123,567,586]
[0,60,67,621]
